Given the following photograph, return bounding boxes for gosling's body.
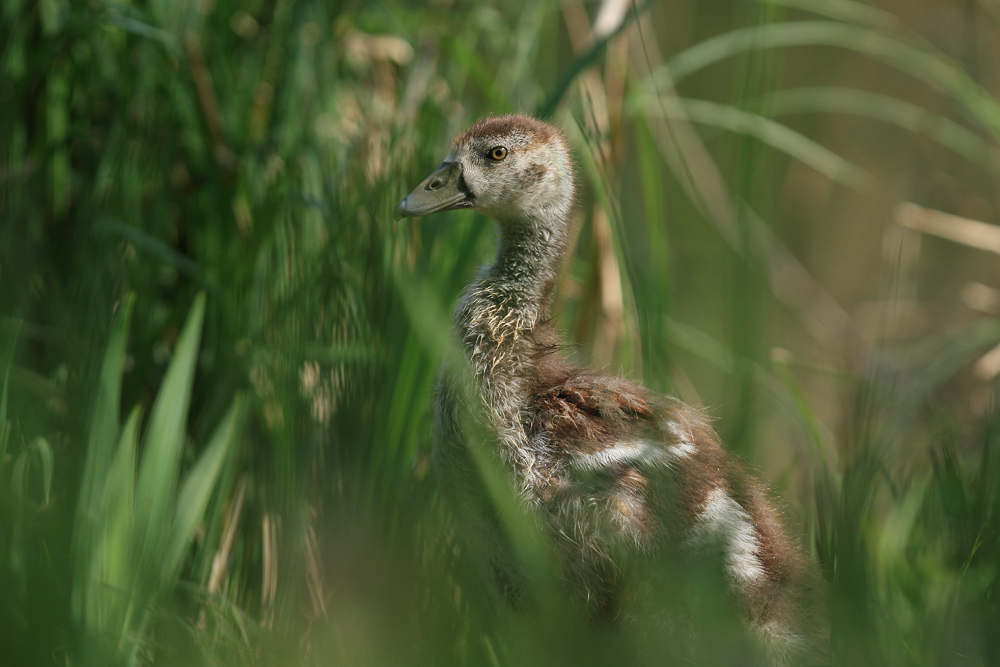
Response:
[396,114,826,665]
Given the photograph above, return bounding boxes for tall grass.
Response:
[2,0,1000,665]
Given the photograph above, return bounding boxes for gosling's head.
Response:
[394,114,574,226]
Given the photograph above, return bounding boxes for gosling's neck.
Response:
[456,207,571,380]
[485,211,570,321]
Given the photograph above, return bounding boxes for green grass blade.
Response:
[0,325,14,465]
[134,292,206,554]
[164,395,244,586]
[72,295,137,636]
[536,0,654,117]
[640,96,869,189]
[95,217,201,277]
[76,295,134,555]
[85,406,141,639]
[654,21,1000,139]
[631,114,674,386]
[737,0,901,29]
[629,79,867,353]
[441,37,510,114]
[764,86,998,171]
[979,0,1000,29]
[374,331,431,513]
[105,406,140,587]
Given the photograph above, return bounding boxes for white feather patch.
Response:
[687,487,766,585]
[570,440,669,472]
[663,420,697,459]
[667,440,697,459]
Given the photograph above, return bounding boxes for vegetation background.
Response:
[3,0,1000,664]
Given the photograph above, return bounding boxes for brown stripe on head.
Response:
[517,162,548,188]
[454,113,562,150]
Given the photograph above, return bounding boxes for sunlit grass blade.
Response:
[101,407,140,619]
[764,86,998,171]
[630,114,674,386]
[135,292,206,557]
[67,293,244,664]
[631,71,867,354]
[164,395,245,587]
[737,0,900,29]
[639,96,869,189]
[650,21,1000,139]
[72,294,137,641]
[374,331,432,515]
[75,406,140,642]
[75,295,134,559]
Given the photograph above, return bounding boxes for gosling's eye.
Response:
[489,146,508,161]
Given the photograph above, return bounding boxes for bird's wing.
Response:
[529,372,662,454]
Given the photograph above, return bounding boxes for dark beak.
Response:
[393,161,473,220]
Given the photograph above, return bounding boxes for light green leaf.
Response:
[76,406,141,637]
[164,396,244,585]
[738,0,900,29]
[77,294,134,550]
[764,86,998,171]
[103,406,141,599]
[135,292,206,555]
[638,95,869,189]
[650,21,1000,139]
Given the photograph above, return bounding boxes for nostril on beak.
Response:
[428,178,443,190]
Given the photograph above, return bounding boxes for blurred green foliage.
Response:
[2,0,1000,665]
